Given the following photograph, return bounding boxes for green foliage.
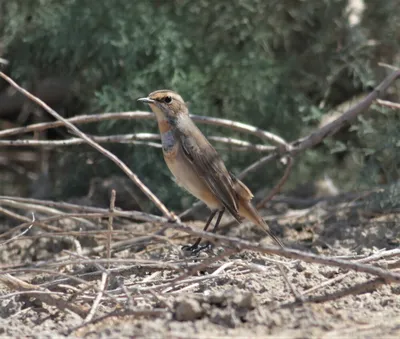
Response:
[1,1,399,212]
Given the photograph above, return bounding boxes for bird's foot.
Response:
[181,242,212,255]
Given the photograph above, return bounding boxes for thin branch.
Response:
[23,258,182,270]
[162,223,400,283]
[256,156,293,208]
[0,113,287,151]
[0,213,34,246]
[0,211,109,240]
[0,274,87,318]
[0,134,274,152]
[163,261,235,294]
[276,262,304,303]
[301,248,400,296]
[0,267,120,303]
[0,199,96,228]
[107,190,116,268]
[0,205,63,235]
[0,135,162,149]
[376,98,400,109]
[0,196,166,223]
[291,277,386,306]
[289,70,400,156]
[242,69,400,176]
[0,111,154,139]
[378,62,400,71]
[208,136,275,152]
[0,72,174,220]
[83,272,108,324]
[191,115,289,148]
[152,252,237,295]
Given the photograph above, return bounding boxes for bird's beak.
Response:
[137,97,155,104]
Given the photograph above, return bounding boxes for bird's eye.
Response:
[164,96,172,104]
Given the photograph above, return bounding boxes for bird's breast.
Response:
[163,144,221,210]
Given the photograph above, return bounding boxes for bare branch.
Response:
[0,72,174,220]
[107,190,116,267]
[0,195,166,223]
[0,110,285,149]
[83,272,108,324]
[256,156,293,208]
[376,98,400,109]
[0,274,87,318]
[162,223,400,284]
[0,134,274,152]
[295,277,386,305]
[0,213,34,246]
[191,115,289,148]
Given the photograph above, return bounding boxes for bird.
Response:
[138,90,283,251]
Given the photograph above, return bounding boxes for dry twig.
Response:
[0,133,274,152]
[376,98,400,109]
[160,224,400,283]
[107,190,116,268]
[257,156,294,208]
[83,272,108,324]
[0,213,34,246]
[0,72,174,220]
[0,274,87,317]
[0,195,166,223]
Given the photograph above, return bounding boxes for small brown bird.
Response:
[138,90,283,251]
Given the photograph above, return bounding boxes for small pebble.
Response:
[175,298,204,321]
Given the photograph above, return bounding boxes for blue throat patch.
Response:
[161,129,175,152]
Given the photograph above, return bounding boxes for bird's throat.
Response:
[160,128,176,153]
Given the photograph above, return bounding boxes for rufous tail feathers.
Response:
[233,177,284,248]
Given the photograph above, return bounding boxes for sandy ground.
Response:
[0,200,400,338]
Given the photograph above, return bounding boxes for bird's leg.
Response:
[184,209,225,254]
[210,208,225,233]
[182,209,218,253]
[195,208,225,252]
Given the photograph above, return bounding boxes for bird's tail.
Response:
[231,175,284,248]
[238,199,284,248]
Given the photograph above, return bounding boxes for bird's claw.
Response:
[181,242,212,255]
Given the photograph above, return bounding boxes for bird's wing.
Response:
[177,123,241,220]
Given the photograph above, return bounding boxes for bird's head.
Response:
[138,90,188,124]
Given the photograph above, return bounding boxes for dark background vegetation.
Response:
[0,0,399,214]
